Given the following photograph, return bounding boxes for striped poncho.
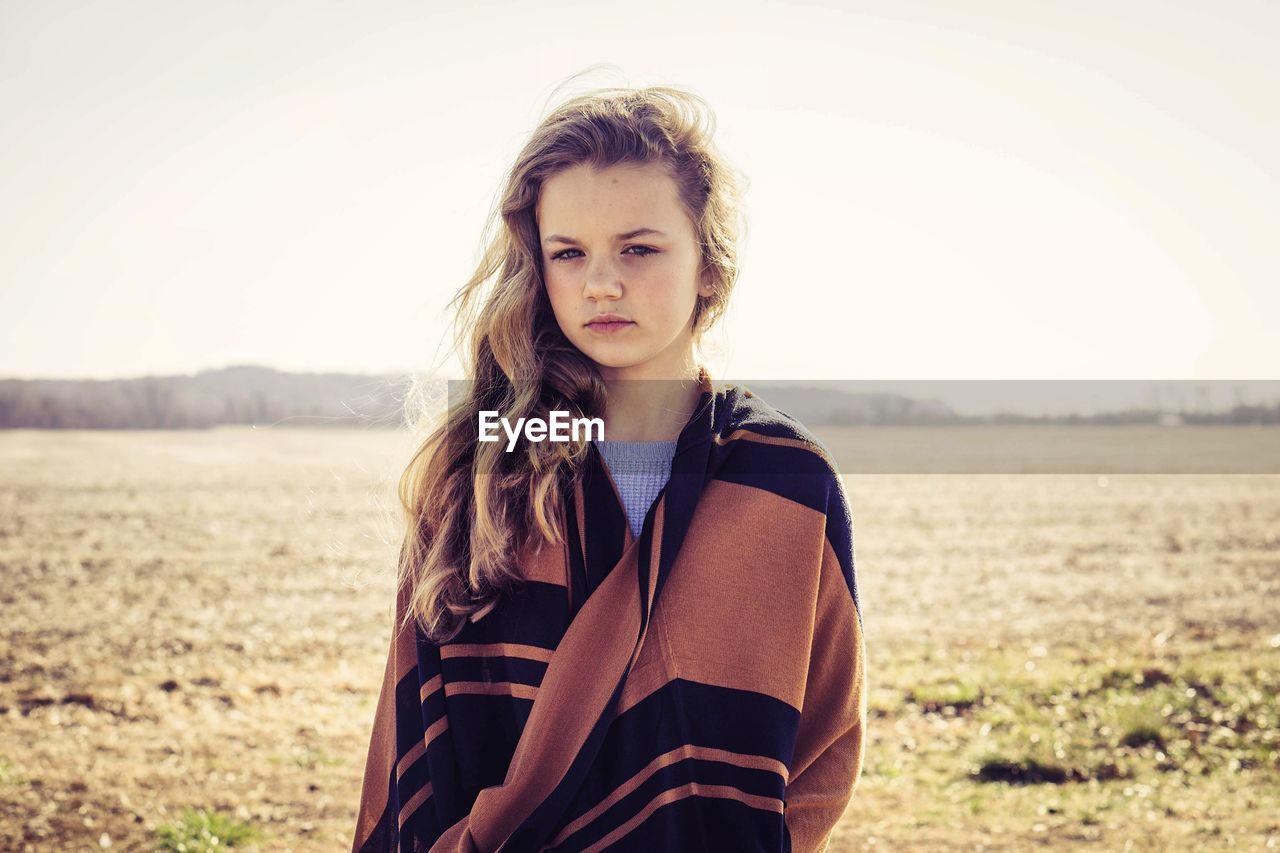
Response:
[353,370,866,852]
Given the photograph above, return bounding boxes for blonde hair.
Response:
[397,82,746,643]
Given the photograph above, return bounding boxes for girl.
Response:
[354,84,866,852]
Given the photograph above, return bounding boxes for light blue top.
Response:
[595,439,679,539]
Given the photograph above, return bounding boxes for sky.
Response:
[1,0,1277,382]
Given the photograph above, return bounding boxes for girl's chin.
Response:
[579,342,640,364]
[584,351,658,372]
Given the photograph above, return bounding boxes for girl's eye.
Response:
[549,246,658,262]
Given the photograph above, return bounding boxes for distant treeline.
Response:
[0,366,1277,429]
[0,366,414,429]
[967,407,1280,426]
[746,384,1280,427]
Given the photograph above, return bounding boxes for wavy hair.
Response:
[396,83,746,643]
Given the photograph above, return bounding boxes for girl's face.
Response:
[537,161,713,382]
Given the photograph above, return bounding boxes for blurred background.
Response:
[1,0,1277,849]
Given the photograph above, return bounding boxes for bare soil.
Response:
[1,428,1276,850]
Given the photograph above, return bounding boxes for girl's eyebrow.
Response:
[543,228,666,245]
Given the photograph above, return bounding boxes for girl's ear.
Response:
[697,268,714,298]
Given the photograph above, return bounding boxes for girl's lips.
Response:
[586,320,635,334]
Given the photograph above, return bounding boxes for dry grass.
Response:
[0,427,1277,851]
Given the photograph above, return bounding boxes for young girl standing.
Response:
[354,84,866,852]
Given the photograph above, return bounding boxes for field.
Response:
[1,427,1277,851]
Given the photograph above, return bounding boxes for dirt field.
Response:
[1,428,1277,851]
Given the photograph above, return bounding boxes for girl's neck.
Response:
[600,366,704,442]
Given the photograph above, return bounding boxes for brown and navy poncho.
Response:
[352,369,867,852]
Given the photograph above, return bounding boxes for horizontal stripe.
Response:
[397,779,433,829]
[548,743,788,848]
[440,641,556,663]
[567,790,787,852]
[417,671,443,704]
[583,781,784,852]
[444,680,540,701]
[713,446,835,514]
[394,739,426,782]
[441,656,549,690]
[547,677,797,851]
[712,427,823,457]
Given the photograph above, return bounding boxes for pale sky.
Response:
[1,0,1276,382]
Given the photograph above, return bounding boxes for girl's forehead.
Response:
[538,165,684,233]
[542,162,672,201]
